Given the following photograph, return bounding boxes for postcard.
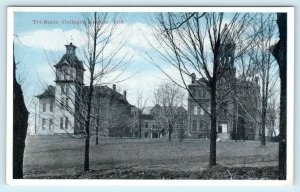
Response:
[6,6,294,186]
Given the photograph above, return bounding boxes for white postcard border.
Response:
[6,6,295,186]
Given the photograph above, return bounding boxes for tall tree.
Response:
[75,12,132,171]
[39,12,132,171]
[149,12,258,166]
[245,14,279,146]
[13,45,29,178]
[271,13,287,180]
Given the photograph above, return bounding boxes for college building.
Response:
[36,43,136,137]
[186,38,261,140]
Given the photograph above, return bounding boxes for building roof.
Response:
[177,105,187,113]
[36,85,55,99]
[142,106,153,115]
[84,85,129,105]
[189,77,208,87]
[140,114,153,120]
[143,105,187,115]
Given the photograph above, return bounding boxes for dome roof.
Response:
[54,43,84,70]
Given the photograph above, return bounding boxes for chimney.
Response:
[123,90,127,98]
[191,73,196,84]
[113,84,116,91]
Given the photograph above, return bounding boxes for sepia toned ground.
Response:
[23,135,279,179]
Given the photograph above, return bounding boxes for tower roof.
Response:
[54,43,84,70]
[55,54,84,69]
[54,43,84,69]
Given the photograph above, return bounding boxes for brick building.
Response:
[140,104,188,139]
[186,39,260,140]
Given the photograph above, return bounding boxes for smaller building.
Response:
[88,84,135,138]
[140,104,188,139]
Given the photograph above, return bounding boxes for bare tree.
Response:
[239,14,279,146]
[154,82,184,141]
[148,12,260,166]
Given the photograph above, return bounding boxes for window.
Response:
[42,100,46,112]
[199,121,204,130]
[193,106,198,115]
[59,69,64,80]
[145,122,149,128]
[192,120,197,131]
[65,117,69,129]
[66,69,70,80]
[60,117,64,129]
[50,100,54,112]
[204,122,208,130]
[49,119,53,130]
[42,118,46,130]
[70,68,75,80]
[218,125,222,133]
[65,98,69,109]
[64,69,68,80]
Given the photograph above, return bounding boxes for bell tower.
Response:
[219,24,236,79]
[53,43,85,134]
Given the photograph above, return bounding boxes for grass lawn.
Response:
[23,135,279,179]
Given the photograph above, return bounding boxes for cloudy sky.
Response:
[14,12,186,118]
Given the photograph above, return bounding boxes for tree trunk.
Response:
[271,13,287,180]
[168,124,172,141]
[84,79,94,171]
[139,117,142,138]
[13,51,29,179]
[261,98,267,146]
[95,125,99,145]
[209,81,217,167]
